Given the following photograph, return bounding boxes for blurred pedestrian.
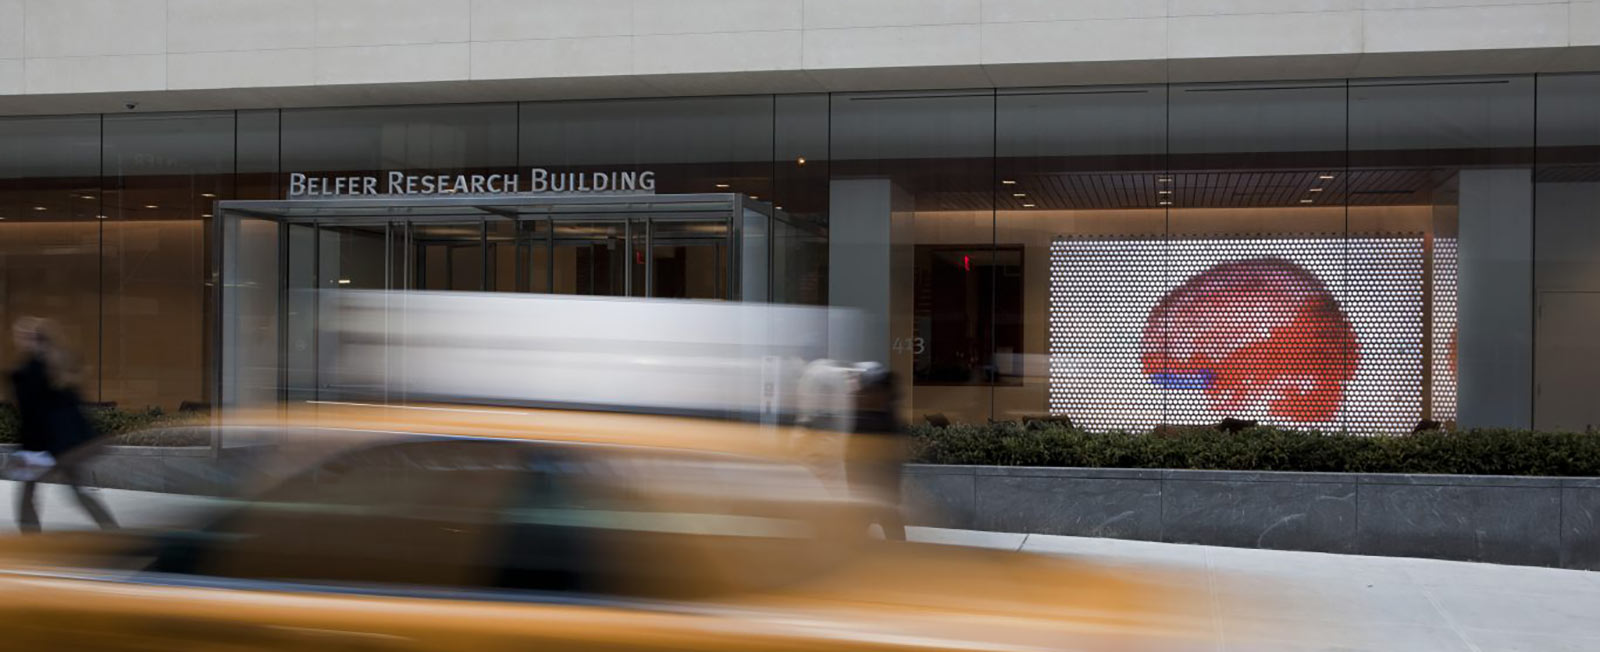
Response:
[845,363,908,541]
[794,359,855,489]
[7,317,116,533]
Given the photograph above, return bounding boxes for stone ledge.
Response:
[4,446,1589,569]
[905,464,1600,570]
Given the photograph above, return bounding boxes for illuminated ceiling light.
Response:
[1159,200,1173,206]
[1309,187,1324,193]
[96,215,107,219]
[78,194,95,200]
[715,183,730,189]
[1157,176,1173,184]
[1012,193,1026,198]
[200,193,216,198]
[336,279,352,285]
[31,206,46,211]
[1022,203,1036,208]
[795,156,807,166]
[144,204,159,209]
[1319,174,1336,180]
[774,205,783,210]
[1300,199,1315,204]
[200,213,213,218]
[1158,190,1172,195]
[1001,179,1017,185]
[749,195,759,200]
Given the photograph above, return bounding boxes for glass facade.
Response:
[101,112,236,412]
[0,116,101,402]
[5,74,1599,432]
[520,97,776,299]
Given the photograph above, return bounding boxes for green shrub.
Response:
[0,407,15,445]
[105,426,211,447]
[910,423,1600,476]
[0,405,208,446]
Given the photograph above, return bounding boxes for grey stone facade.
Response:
[905,464,1600,570]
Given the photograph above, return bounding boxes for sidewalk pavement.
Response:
[3,482,1599,651]
[916,527,1600,651]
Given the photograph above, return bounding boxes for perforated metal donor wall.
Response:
[1048,234,1457,434]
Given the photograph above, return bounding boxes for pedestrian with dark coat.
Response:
[8,317,116,533]
[844,363,908,541]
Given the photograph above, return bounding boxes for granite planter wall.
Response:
[904,464,1600,571]
[9,444,1597,570]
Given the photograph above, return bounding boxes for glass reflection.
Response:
[102,112,234,412]
[998,85,1168,425]
[1535,74,1600,430]
[830,90,996,424]
[1350,77,1532,430]
[0,116,102,402]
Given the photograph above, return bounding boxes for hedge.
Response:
[910,422,1600,477]
[0,406,209,447]
[7,407,1600,475]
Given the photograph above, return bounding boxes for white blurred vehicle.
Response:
[317,290,867,424]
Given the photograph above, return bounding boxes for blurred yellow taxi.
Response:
[0,403,1214,651]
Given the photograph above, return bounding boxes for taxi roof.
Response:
[225,402,826,463]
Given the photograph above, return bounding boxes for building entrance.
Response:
[214,193,777,408]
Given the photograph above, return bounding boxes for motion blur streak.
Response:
[0,292,1265,650]
[318,290,864,419]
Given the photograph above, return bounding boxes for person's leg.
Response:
[879,507,906,541]
[17,480,40,534]
[61,464,116,530]
[877,465,907,541]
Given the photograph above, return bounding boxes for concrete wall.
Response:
[905,464,1600,570]
[18,439,1600,569]
[827,178,912,371]
[1,0,1598,114]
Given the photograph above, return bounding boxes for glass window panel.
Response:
[488,219,518,293]
[1165,82,1355,431]
[0,116,102,402]
[1350,78,1534,167]
[285,223,317,403]
[281,104,518,184]
[773,95,829,306]
[518,220,552,294]
[102,112,234,412]
[218,212,281,412]
[1534,73,1600,431]
[411,222,485,292]
[237,109,281,200]
[652,219,729,299]
[629,219,647,297]
[830,90,995,424]
[316,224,390,402]
[551,222,627,297]
[520,96,773,199]
[998,85,1168,428]
[1351,77,1533,430]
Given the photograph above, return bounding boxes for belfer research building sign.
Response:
[287,168,657,199]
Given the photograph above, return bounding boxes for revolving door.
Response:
[216,194,780,409]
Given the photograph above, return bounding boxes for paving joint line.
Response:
[1413,571,1484,652]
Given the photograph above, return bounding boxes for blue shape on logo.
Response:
[1147,370,1214,390]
